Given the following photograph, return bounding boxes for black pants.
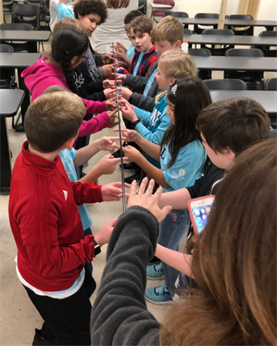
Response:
[18,68,31,126]
[24,269,96,346]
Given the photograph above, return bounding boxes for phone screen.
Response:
[191,205,212,233]
[189,196,215,234]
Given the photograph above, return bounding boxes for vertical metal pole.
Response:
[111,42,126,212]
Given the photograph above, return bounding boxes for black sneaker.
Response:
[124,172,141,184]
[15,123,25,132]
[119,163,135,171]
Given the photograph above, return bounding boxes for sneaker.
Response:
[124,172,140,184]
[119,163,135,171]
[147,263,164,280]
[145,284,172,304]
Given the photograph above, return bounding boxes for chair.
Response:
[0,23,38,53]
[0,44,16,89]
[224,48,265,90]
[258,31,277,57]
[163,11,189,27]
[202,28,235,56]
[0,44,19,128]
[184,28,193,35]
[150,0,175,18]
[264,78,277,127]
[25,0,50,31]
[163,11,188,18]
[12,3,40,30]
[264,78,277,90]
[194,13,219,35]
[204,79,248,90]
[0,23,36,129]
[188,48,212,80]
[227,14,253,36]
[3,0,14,23]
[137,0,147,14]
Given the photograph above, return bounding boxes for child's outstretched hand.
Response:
[118,86,132,101]
[104,88,116,99]
[97,136,123,153]
[103,79,115,89]
[121,102,137,122]
[94,218,117,247]
[96,154,128,176]
[113,128,141,143]
[101,53,113,64]
[115,42,127,53]
[102,64,113,78]
[128,178,172,223]
[114,46,127,62]
[122,145,142,163]
[101,182,130,201]
[107,109,119,128]
[110,72,126,84]
[105,98,117,111]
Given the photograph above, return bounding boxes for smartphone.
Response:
[188,195,215,234]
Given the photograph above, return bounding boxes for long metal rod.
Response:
[111,42,126,212]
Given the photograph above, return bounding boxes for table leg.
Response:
[0,117,12,195]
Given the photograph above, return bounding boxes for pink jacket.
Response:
[21,56,110,137]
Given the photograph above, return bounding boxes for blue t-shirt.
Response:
[58,148,92,230]
[143,67,158,97]
[126,43,135,61]
[57,2,73,20]
[134,94,171,168]
[160,140,206,192]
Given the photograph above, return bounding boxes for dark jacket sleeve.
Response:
[94,54,103,67]
[90,206,161,346]
[129,91,156,112]
[124,62,157,90]
[127,63,159,111]
[187,163,224,198]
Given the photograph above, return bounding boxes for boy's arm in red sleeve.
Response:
[70,181,103,205]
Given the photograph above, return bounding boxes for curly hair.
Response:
[51,27,89,93]
[73,0,107,24]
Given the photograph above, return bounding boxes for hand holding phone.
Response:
[188,195,215,234]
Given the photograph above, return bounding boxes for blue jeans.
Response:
[84,228,93,275]
[157,209,190,292]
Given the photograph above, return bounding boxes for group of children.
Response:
[8,3,276,346]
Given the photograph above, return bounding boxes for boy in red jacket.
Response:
[8,91,123,345]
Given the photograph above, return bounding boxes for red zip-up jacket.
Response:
[8,141,103,292]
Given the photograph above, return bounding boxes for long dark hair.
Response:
[160,139,277,346]
[161,76,212,168]
[51,27,89,93]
